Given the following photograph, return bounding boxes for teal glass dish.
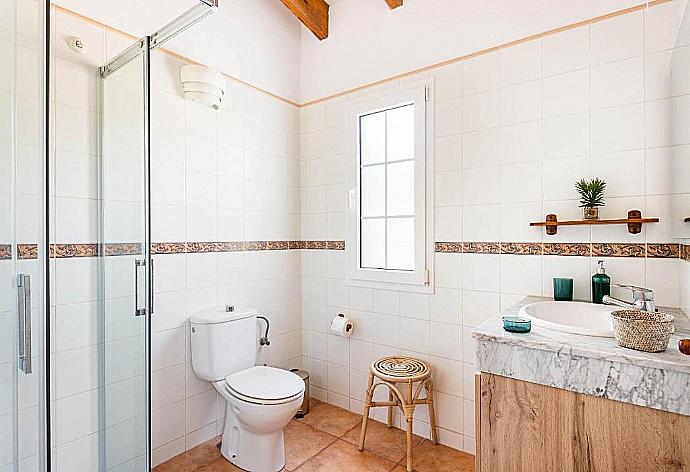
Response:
[553,277,574,301]
[502,316,531,333]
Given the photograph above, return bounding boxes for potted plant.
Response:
[575,178,606,220]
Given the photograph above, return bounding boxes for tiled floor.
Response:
[153,400,475,472]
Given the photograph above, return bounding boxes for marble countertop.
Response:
[473,296,690,374]
[472,296,690,416]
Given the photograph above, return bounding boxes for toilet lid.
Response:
[225,366,304,402]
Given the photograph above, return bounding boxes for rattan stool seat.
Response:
[372,356,430,382]
[358,356,438,472]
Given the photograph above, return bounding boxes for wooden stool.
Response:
[358,356,438,472]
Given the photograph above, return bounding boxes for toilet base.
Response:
[220,411,286,472]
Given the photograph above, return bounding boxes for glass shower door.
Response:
[99,37,151,472]
[0,0,47,471]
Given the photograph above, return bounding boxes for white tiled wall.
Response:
[298,1,688,455]
[146,44,303,470]
[37,1,690,468]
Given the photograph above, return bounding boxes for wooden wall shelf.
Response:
[530,210,659,235]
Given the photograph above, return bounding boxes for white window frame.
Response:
[346,79,435,293]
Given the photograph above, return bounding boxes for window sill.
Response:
[345,275,434,294]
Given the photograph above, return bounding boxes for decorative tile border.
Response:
[462,242,500,254]
[103,243,143,256]
[19,244,39,259]
[434,242,687,259]
[499,242,542,255]
[435,242,462,253]
[328,240,346,250]
[646,243,681,259]
[4,241,687,260]
[591,243,646,258]
[288,240,307,250]
[3,240,347,259]
[542,243,591,256]
[151,240,346,255]
[151,242,186,254]
[52,244,98,258]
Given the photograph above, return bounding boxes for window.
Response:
[346,81,434,292]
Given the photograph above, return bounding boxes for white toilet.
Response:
[189,306,305,472]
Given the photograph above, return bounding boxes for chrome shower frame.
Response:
[99,0,218,79]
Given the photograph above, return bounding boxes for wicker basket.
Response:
[610,310,675,352]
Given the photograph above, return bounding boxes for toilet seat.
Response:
[225,366,305,405]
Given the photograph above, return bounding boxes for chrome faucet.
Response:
[602,284,656,312]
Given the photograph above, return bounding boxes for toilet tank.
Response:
[189,306,258,381]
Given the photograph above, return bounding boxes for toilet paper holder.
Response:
[330,313,354,336]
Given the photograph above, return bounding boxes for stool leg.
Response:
[387,388,394,428]
[358,373,374,451]
[405,382,414,472]
[426,379,438,446]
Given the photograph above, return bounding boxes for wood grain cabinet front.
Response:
[475,373,690,472]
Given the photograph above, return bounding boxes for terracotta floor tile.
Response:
[152,454,200,472]
[407,440,475,472]
[186,437,223,464]
[196,457,245,471]
[153,437,222,472]
[295,440,398,472]
[341,419,424,463]
[154,403,476,472]
[298,401,362,437]
[284,421,338,470]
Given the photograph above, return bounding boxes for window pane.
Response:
[387,218,414,271]
[386,104,414,162]
[360,112,386,165]
[387,161,414,216]
[361,165,385,217]
[361,218,385,269]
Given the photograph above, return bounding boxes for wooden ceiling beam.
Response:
[281,0,329,40]
[384,0,403,9]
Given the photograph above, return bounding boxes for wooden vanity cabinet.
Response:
[475,373,690,472]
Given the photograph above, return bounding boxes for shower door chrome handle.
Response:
[135,259,146,316]
[149,257,154,315]
[17,274,32,374]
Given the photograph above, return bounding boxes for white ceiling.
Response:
[54,0,303,102]
[299,0,653,102]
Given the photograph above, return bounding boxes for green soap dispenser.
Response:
[592,260,611,304]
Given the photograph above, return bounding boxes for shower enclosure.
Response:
[1,0,217,470]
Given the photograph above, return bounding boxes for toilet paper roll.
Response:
[330,314,353,337]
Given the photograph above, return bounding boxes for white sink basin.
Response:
[519,301,617,337]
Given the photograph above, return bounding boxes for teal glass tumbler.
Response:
[553,277,574,301]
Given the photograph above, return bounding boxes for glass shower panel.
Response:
[0,0,17,467]
[0,0,47,471]
[99,40,150,472]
